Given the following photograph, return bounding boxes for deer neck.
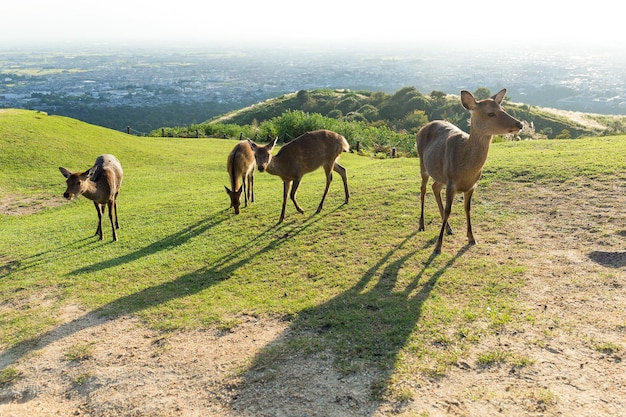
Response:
[265,155,282,177]
[465,129,493,166]
[82,180,106,201]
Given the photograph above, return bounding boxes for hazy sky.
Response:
[2,1,624,50]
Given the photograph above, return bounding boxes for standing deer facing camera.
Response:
[417,89,523,254]
[248,129,350,223]
[225,140,256,214]
[59,154,123,241]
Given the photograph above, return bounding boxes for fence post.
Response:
[127,126,131,135]
[392,147,396,158]
[356,141,360,152]
[162,128,165,137]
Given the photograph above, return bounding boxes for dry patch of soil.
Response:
[0,193,64,216]
[1,180,625,416]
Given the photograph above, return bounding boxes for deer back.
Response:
[226,140,255,191]
[272,130,349,178]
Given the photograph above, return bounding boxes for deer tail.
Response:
[340,136,350,153]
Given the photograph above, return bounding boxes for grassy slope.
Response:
[1,109,625,381]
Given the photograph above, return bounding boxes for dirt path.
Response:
[1,181,625,416]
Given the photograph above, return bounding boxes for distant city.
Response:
[2,43,626,131]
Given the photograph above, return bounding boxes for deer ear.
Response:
[86,166,97,178]
[247,139,257,151]
[460,90,477,110]
[492,88,507,104]
[59,167,71,178]
[269,136,278,149]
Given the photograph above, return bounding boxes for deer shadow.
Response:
[67,212,230,275]
[0,208,336,370]
[230,233,471,415]
[588,250,626,268]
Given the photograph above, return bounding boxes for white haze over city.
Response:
[2,0,625,51]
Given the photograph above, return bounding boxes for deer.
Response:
[224,140,256,214]
[248,129,350,224]
[59,154,123,242]
[417,88,523,254]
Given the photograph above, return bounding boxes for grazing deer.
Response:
[248,129,350,223]
[225,140,256,214]
[417,89,523,254]
[59,154,123,241]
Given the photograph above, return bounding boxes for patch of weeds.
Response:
[217,318,241,333]
[0,367,20,386]
[477,349,509,367]
[509,353,535,368]
[334,357,363,376]
[464,385,496,401]
[72,372,91,386]
[64,341,96,362]
[370,378,388,401]
[393,387,414,403]
[532,387,558,408]
[457,326,481,343]
[477,349,534,369]
[595,341,622,355]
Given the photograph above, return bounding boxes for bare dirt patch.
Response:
[0,193,64,216]
[1,180,625,416]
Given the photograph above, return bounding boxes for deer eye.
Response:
[488,112,496,117]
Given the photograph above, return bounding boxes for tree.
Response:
[473,87,492,100]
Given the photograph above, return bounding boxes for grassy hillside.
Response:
[2,109,625,414]
[202,88,626,139]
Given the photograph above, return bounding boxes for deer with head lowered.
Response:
[225,140,256,214]
[248,129,350,223]
[59,154,123,241]
[417,89,523,254]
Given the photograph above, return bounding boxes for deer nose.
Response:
[63,192,71,199]
[257,165,265,172]
[516,121,523,130]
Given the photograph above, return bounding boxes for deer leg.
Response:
[316,168,333,214]
[113,193,120,229]
[290,177,305,214]
[241,174,248,207]
[249,173,254,203]
[93,201,104,240]
[418,170,429,231]
[278,180,290,223]
[435,185,456,254]
[464,188,476,245]
[333,163,349,203]
[108,201,118,241]
[432,182,453,235]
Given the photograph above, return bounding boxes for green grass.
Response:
[2,109,626,389]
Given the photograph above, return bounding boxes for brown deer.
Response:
[248,129,350,223]
[225,140,256,214]
[59,154,123,241]
[417,89,523,254]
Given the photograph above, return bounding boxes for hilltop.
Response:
[1,109,625,416]
[160,88,626,145]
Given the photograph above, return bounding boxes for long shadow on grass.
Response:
[0,237,94,279]
[0,207,337,370]
[230,233,470,415]
[67,213,230,275]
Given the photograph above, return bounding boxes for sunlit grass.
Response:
[2,110,626,389]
